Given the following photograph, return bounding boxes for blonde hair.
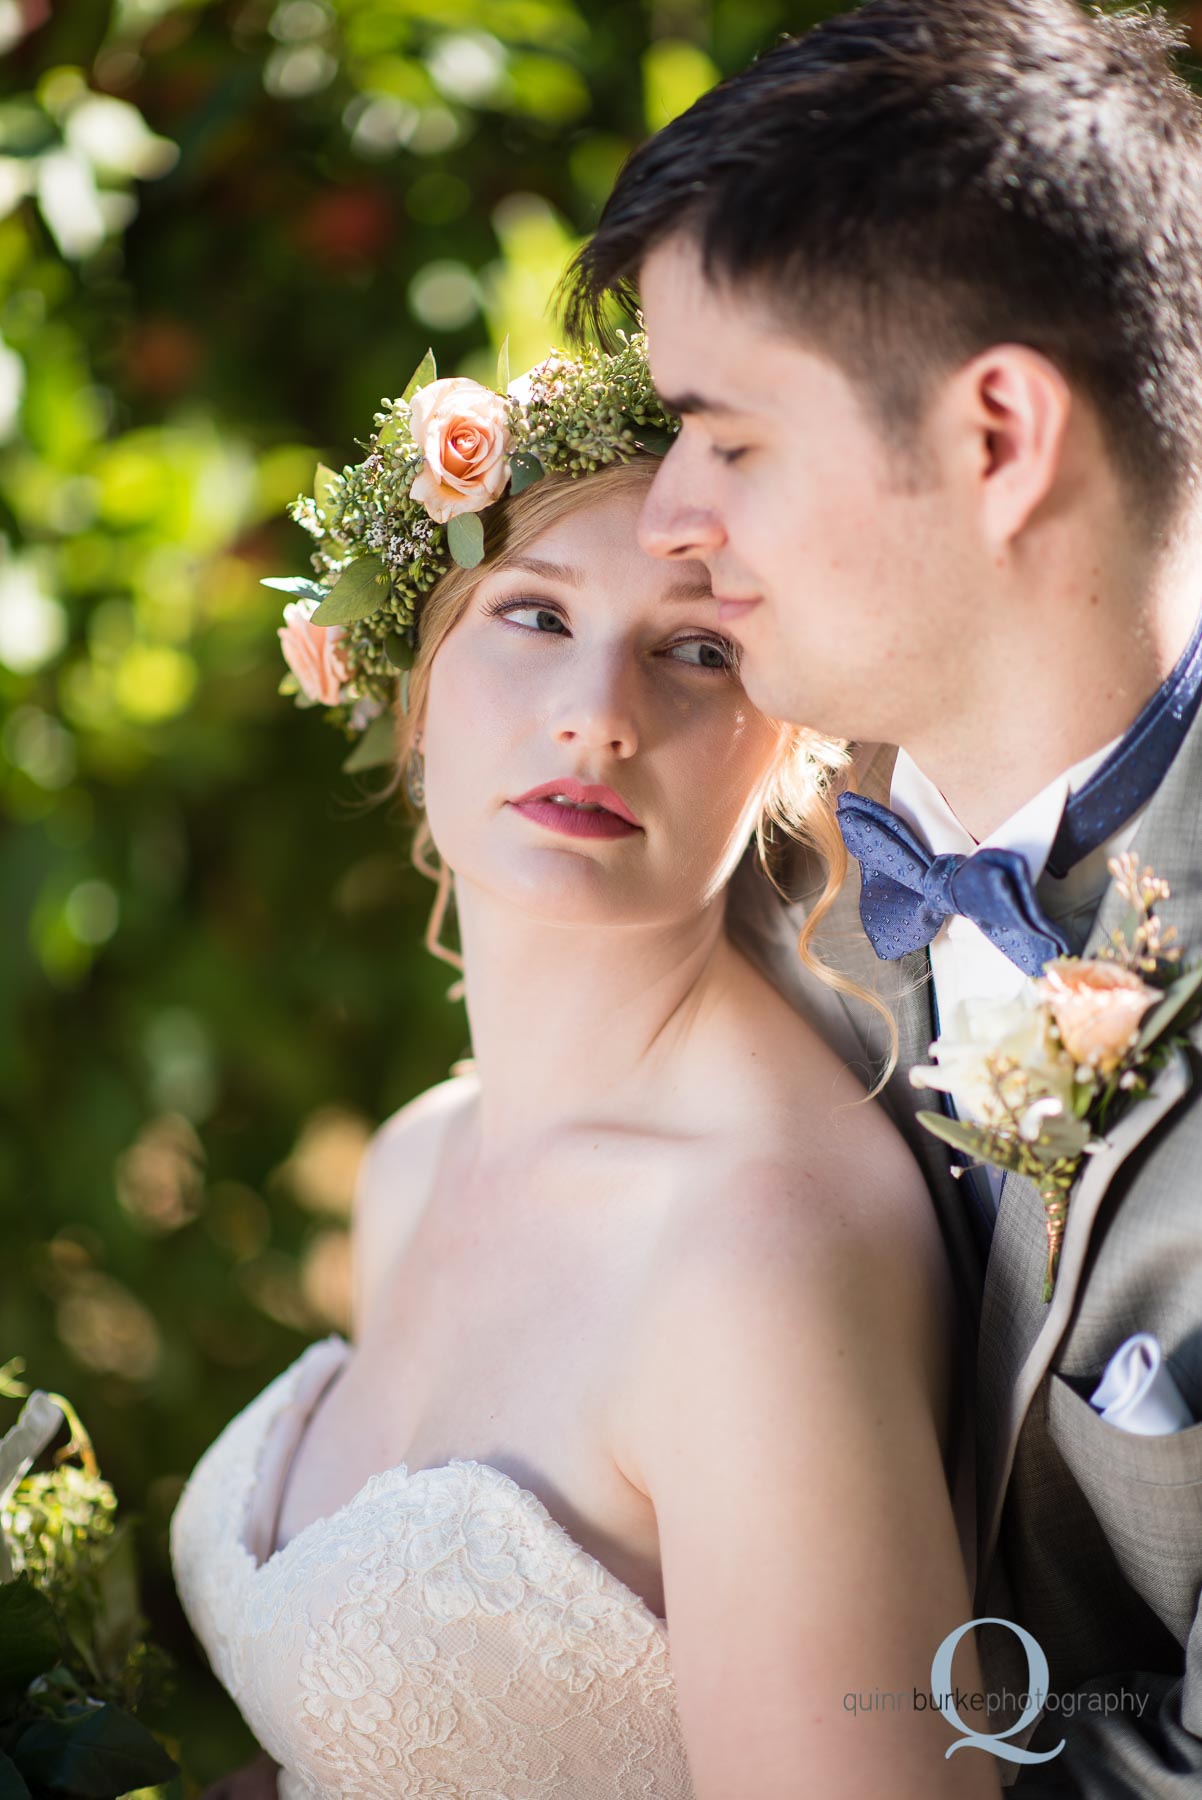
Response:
[368,457,898,1090]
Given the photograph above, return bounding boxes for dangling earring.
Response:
[405,739,425,808]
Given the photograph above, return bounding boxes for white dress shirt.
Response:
[889,735,1151,1220]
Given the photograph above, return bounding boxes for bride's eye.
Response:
[665,636,739,673]
[484,598,568,635]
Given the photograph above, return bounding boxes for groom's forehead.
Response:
[639,235,816,413]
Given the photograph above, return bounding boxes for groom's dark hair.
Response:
[565,0,1202,533]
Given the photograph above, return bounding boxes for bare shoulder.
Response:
[707,939,940,1254]
[617,1114,981,1798]
[350,1071,480,1337]
[619,1058,954,1497]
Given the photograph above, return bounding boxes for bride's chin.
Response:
[481,859,683,930]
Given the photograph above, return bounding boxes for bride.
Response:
[171,344,996,1799]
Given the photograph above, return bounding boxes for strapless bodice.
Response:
[169,1334,695,1798]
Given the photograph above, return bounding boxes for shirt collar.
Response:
[888,733,1124,883]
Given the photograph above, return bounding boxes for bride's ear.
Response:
[945,344,1073,549]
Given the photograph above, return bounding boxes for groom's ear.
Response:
[942,345,1073,549]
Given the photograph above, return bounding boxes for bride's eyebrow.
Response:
[495,555,580,585]
[494,555,712,603]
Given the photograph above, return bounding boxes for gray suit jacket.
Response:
[725,718,1202,1797]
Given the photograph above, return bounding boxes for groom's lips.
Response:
[715,595,762,624]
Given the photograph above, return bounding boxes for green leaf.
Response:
[0,1750,31,1800]
[915,1110,1026,1174]
[278,671,299,696]
[384,631,414,672]
[399,668,410,717]
[260,576,328,604]
[312,462,339,524]
[507,451,544,495]
[376,410,406,448]
[311,557,389,626]
[446,511,485,569]
[402,349,436,403]
[13,1702,177,1795]
[86,1520,141,1677]
[495,335,510,395]
[0,1577,63,1691]
[1136,961,1202,1053]
[342,711,396,774]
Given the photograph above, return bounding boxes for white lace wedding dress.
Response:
[169,1333,696,1798]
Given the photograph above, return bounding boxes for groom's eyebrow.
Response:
[656,391,741,418]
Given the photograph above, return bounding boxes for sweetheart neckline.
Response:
[236,1334,669,1633]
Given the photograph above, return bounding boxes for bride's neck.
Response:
[452,879,731,1157]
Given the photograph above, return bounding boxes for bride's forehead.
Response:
[506,496,712,604]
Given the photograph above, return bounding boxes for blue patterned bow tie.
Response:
[838,604,1202,977]
[836,799,1069,975]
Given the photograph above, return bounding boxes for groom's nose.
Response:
[637,448,725,562]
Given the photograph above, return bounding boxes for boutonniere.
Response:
[911,854,1202,1301]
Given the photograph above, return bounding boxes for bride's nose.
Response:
[550,656,639,759]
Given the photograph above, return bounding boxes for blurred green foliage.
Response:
[7,0,1193,1789]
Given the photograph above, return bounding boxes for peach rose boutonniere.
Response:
[408,376,513,526]
[912,852,1202,1301]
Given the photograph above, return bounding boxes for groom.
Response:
[569,0,1202,1790]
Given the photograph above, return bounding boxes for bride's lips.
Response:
[716,596,763,624]
[509,778,643,841]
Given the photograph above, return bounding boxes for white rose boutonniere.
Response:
[912,854,1202,1301]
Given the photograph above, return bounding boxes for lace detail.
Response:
[169,1336,695,1798]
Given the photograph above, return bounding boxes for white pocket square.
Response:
[1088,1332,1195,1436]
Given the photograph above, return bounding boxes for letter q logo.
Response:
[931,1618,1065,1765]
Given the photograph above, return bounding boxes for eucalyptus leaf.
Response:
[342,712,397,774]
[376,410,405,448]
[278,672,299,696]
[311,557,390,626]
[507,451,544,495]
[630,426,675,457]
[13,1702,177,1794]
[915,1110,1026,1174]
[496,335,510,396]
[447,511,485,569]
[260,576,328,604]
[384,631,414,672]
[312,462,339,524]
[0,1577,63,1690]
[0,1749,31,1800]
[0,1392,64,1510]
[1136,961,1202,1052]
[402,349,437,403]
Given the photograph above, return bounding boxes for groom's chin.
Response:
[736,654,803,730]
[740,660,844,743]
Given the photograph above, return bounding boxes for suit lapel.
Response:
[975,1048,1194,1582]
[975,702,1202,1590]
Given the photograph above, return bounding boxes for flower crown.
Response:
[264,330,678,772]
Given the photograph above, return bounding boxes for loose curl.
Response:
[367,456,898,1092]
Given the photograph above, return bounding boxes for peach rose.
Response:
[407,377,511,524]
[1036,958,1160,1075]
[278,598,352,706]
